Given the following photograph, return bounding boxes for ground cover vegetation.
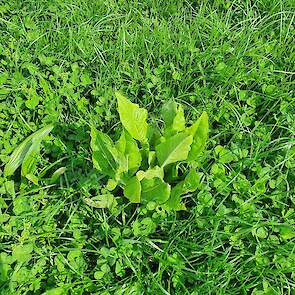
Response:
[0,0,294,294]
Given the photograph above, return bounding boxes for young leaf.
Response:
[116,130,141,175]
[4,125,53,177]
[90,128,119,178]
[141,177,170,204]
[115,92,149,143]
[187,112,209,161]
[124,176,141,203]
[162,101,185,134]
[156,132,193,167]
[165,182,186,211]
[136,166,164,181]
[148,151,156,166]
[183,169,203,193]
[84,194,116,209]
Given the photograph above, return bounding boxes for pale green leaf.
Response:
[187,112,209,161]
[43,287,66,295]
[84,194,116,209]
[141,177,170,204]
[116,130,141,175]
[115,92,148,142]
[156,132,193,167]
[90,128,119,178]
[50,167,66,184]
[124,176,141,203]
[162,101,185,134]
[136,166,164,181]
[4,125,53,177]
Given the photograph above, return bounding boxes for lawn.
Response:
[0,0,294,294]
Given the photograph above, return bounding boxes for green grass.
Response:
[0,0,295,294]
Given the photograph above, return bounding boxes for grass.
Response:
[0,0,295,294]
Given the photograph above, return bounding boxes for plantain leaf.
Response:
[124,176,141,203]
[141,177,170,204]
[156,132,193,167]
[90,128,119,178]
[187,112,209,161]
[115,92,149,143]
[4,125,53,177]
[116,130,141,175]
[21,137,41,181]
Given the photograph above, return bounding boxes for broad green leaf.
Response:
[162,101,185,134]
[165,182,186,211]
[90,128,119,178]
[183,169,203,193]
[84,194,116,209]
[4,125,53,177]
[156,132,193,167]
[187,112,208,161]
[141,177,170,204]
[124,176,141,203]
[136,166,164,181]
[116,130,141,175]
[115,92,149,143]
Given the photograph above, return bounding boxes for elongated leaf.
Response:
[90,128,119,178]
[50,167,66,184]
[4,125,53,177]
[124,176,141,203]
[187,112,209,161]
[141,177,170,204]
[116,130,141,175]
[115,92,148,143]
[156,132,193,167]
[21,138,41,178]
[165,182,186,211]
